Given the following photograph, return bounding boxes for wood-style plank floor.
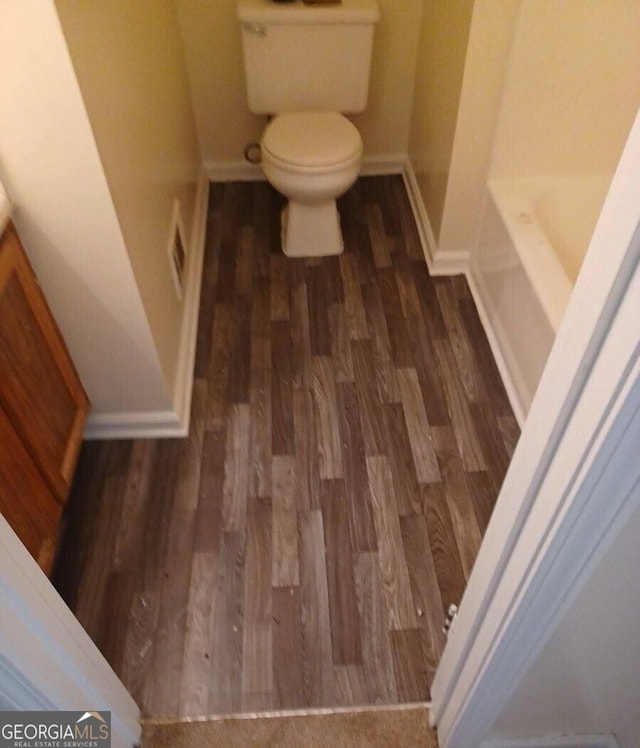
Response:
[54,176,519,718]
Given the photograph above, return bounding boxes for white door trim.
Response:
[430,110,640,747]
[481,737,620,748]
[0,516,140,747]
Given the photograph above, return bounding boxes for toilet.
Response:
[237,0,380,257]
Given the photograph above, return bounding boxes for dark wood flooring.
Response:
[54,176,519,718]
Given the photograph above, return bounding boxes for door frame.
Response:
[431,110,640,747]
[0,515,140,747]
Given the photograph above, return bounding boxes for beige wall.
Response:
[351,0,421,160]
[56,0,202,395]
[175,0,263,172]
[0,0,171,416]
[491,0,640,179]
[176,0,422,171]
[407,0,474,242]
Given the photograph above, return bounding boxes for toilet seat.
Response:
[261,112,363,172]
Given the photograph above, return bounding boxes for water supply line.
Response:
[244,142,262,164]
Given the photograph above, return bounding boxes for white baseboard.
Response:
[432,249,469,276]
[466,266,527,429]
[482,735,619,748]
[401,158,469,276]
[84,169,210,441]
[205,159,264,182]
[83,409,185,440]
[360,153,405,175]
[401,157,437,271]
[206,153,404,183]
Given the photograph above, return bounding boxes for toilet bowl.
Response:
[261,111,363,257]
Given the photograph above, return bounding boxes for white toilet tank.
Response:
[238,0,380,115]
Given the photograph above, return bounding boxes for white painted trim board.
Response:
[465,267,527,427]
[482,737,619,748]
[83,409,183,440]
[205,153,405,183]
[401,158,469,276]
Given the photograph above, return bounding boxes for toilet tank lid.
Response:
[237,0,380,25]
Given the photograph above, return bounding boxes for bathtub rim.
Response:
[488,177,574,333]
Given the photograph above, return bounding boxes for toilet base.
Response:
[281,199,344,258]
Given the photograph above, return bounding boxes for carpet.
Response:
[142,704,438,747]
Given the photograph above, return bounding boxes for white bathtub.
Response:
[470,174,610,424]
